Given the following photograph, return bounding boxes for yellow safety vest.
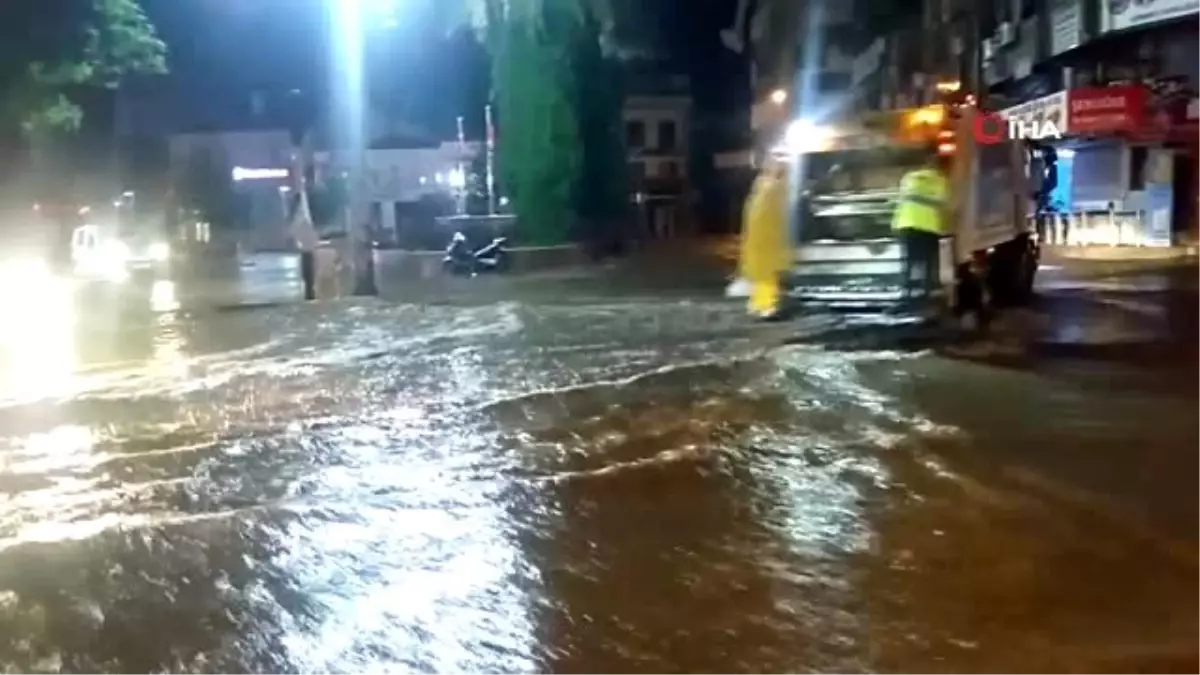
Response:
[892,168,948,235]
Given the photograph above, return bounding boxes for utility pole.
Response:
[485,104,496,215]
[348,128,377,296]
[331,0,378,297]
[456,116,467,215]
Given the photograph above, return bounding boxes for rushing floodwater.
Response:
[0,275,1195,673]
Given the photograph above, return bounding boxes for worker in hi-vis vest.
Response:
[738,158,791,319]
[892,152,950,299]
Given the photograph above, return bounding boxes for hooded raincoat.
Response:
[738,166,790,316]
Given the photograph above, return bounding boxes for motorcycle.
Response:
[442,231,510,275]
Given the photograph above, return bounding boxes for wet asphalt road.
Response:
[0,253,1195,673]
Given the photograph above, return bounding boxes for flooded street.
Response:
[0,256,1195,673]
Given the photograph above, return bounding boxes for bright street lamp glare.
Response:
[770,89,787,105]
[232,167,289,181]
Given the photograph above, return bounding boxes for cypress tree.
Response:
[459,0,633,246]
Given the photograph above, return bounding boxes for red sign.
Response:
[1067,86,1148,135]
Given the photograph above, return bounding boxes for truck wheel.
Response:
[1010,245,1037,305]
[955,265,992,334]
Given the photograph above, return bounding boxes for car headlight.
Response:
[148,242,170,261]
[776,119,836,155]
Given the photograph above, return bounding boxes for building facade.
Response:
[739,0,1198,246]
[623,72,692,239]
[167,129,295,250]
[314,141,481,248]
[976,0,1199,246]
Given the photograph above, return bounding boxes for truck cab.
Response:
[773,105,1042,320]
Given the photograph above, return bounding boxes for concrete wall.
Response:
[213,245,587,306]
[313,142,481,204]
[314,142,481,242]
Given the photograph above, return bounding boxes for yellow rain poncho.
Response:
[738,164,791,317]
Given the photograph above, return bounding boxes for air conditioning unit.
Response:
[982,36,999,61]
[997,21,1016,46]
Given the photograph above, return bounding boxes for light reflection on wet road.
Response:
[0,259,1195,673]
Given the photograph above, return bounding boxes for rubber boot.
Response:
[747,280,782,320]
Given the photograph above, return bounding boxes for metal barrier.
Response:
[1033,209,1169,247]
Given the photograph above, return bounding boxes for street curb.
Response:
[1043,244,1199,261]
[373,245,588,281]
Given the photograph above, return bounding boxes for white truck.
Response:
[773,105,1043,324]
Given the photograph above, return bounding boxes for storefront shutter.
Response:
[1069,141,1123,205]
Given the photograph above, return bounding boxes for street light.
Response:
[770,88,788,105]
[123,191,136,225]
[329,0,375,295]
[327,0,405,295]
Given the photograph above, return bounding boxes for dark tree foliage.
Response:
[0,0,166,137]
[440,0,646,245]
[567,10,628,236]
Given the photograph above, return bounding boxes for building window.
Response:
[661,160,679,178]
[369,201,383,228]
[658,120,677,151]
[1129,146,1148,191]
[626,120,645,148]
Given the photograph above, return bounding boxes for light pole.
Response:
[329,0,381,296]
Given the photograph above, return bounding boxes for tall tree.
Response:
[0,0,166,156]
[451,0,642,245]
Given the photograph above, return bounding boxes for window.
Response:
[661,160,679,178]
[1128,146,1148,191]
[657,120,677,151]
[626,120,645,148]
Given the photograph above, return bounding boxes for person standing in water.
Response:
[290,188,320,301]
[738,158,791,320]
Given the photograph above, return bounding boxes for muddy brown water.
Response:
[0,274,1194,673]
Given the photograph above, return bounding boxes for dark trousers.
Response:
[900,229,941,299]
[300,250,316,300]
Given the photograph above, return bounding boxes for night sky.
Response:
[135,0,746,139]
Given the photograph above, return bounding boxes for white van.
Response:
[71,225,129,279]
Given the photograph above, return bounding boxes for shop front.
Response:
[1061,83,1198,246]
[1027,81,1195,243]
[994,92,1079,243]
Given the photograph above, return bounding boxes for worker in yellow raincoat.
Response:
[892,152,950,300]
[738,159,791,319]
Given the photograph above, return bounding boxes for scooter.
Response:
[443,231,510,276]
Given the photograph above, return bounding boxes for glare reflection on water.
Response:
[0,295,1193,673]
[150,280,179,313]
[262,415,539,673]
[0,275,77,403]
